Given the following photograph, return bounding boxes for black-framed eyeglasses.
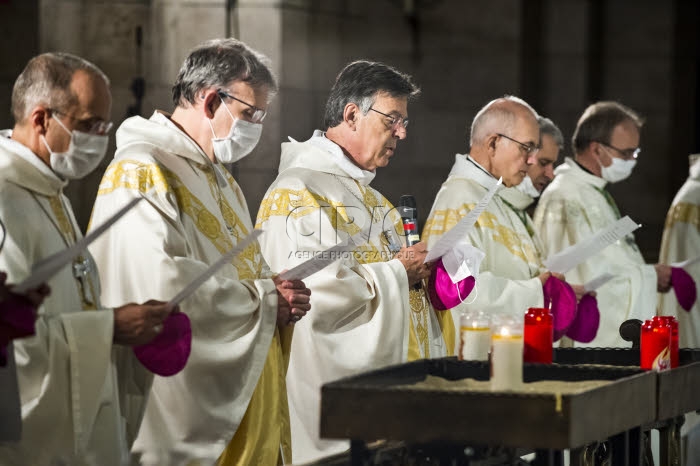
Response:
[218,90,267,123]
[370,108,409,130]
[497,133,539,155]
[49,108,113,134]
[595,141,640,160]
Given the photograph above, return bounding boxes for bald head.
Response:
[468,96,540,187]
[469,96,538,148]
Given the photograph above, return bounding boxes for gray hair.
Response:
[469,95,538,147]
[172,38,278,108]
[538,116,564,149]
[323,60,420,129]
[572,101,643,154]
[11,52,109,124]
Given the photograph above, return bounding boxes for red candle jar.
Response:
[655,316,679,368]
[524,307,553,363]
[640,319,671,371]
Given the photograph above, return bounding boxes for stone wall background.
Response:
[0,0,698,262]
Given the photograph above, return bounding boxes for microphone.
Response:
[398,195,420,247]
[398,195,423,291]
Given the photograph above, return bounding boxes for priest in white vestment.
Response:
[534,101,672,347]
[0,53,172,466]
[658,154,700,347]
[424,97,582,355]
[255,61,448,464]
[88,39,311,466]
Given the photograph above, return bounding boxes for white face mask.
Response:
[600,156,637,183]
[41,115,108,180]
[208,98,262,164]
[516,174,541,198]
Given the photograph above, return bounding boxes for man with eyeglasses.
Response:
[534,101,672,347]
[88,39,311,466]
[424,96,584,349]
[0,52,174,465]
[255,60,448,463]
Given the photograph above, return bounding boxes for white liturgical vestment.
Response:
[255,131,448,464]
[423,154,545,354]
[534,157,657,347]
[0,130,141,466]
[89,112,287,465]
[658,157,700,347]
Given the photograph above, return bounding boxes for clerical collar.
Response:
[467,155,498,180]
[574,159,596,176]
[306,130,376,186]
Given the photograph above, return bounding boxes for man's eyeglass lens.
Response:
[218,91,266,123]
[498,133,538,154]
[50,109,113,134]
[370,108,409,129]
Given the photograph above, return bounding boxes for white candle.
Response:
[460,310,491,361]
[490,316,524,391]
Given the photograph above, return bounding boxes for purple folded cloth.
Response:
[671,267,697,312]
[565,294,600,343]
[0,294,37,366]
[543,276,577,341]
[133,312,192,377]
[427,258,476,311]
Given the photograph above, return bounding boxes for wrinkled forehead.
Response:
[510,110,540,144]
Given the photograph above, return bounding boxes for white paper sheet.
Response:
[166,229,263,311]
[583,273,615,293]
[424,177,503,263]
[671,255,700,269]
[14,197,143,293]
[278,223,377,281]
[543,216,641,274]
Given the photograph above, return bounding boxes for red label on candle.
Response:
[655,316,679,368]
[640,319,671,371]
[523,308,553,364]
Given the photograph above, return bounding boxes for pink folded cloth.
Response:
[427,258,476,311]
[671,267,697,312]
[133,312,192,377]
[565,294,600,343]
[543,276,577,341]
[0,294,37,366]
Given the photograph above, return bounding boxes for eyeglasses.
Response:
[49,109,113,134]
[370,108,409,130]
[497,133,539,155]
[595,141,640,160]
[218,90,267,123]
